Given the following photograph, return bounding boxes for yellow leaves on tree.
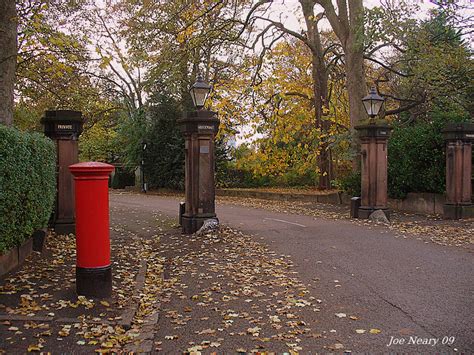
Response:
[227,39,350,185]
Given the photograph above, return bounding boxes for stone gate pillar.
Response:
[42,110,83,234]
[355,121,392,219]
[178,110,220,234]
[442,122,474,219]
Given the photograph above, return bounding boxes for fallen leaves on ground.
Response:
[153,226,350,352]
[0,206,165,353]
[215,195,473,247]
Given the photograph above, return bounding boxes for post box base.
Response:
[358,207,390,220]
[182,214,216,234]
[76,265,112,299]
[54,221,75,236]
[443,204,474,220]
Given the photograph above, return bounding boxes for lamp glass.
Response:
[190,76,211,109]
[191,87,210,108]
[362,87,384,117]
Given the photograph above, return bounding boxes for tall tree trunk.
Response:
[317,0,366,171]
[346,42,366,170]
[345,1,366,170]
[312,58,331,189]
[178,43,193,111]
[301,0,332,189]
[345,0,367,128]
[345,44,366,128]
[0,0,17,126]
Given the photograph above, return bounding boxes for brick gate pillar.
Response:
[442,122,474,219]
[178,110,220,234]
[42,110,83,234]
[355,121,392,219]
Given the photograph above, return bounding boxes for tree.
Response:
[89,0,258,174]
[396,9,472,117]
[13,0,122,133]
[316,0,366,128]
[364,2,473,120]
[120,0,255,110]
[79,111,120,162]
[143,93,184,190]
[248,0,345,188]
[0,0,17,126]
[229,39,350,187]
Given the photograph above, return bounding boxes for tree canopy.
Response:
[1,0,471,190]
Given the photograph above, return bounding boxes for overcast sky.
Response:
[264,0,441,33]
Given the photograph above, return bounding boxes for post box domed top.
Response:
[69,162,115,177]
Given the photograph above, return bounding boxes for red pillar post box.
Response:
[69,162,115,298]
[355,120,392,219]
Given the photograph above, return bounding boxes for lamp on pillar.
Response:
[362,87,385,119]
[178,75,220,234]
[190,75,212,109]
[355,87,392,219]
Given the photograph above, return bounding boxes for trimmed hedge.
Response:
[0,125,56,254]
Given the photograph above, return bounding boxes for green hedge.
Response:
[0,125,56,254]
[388,111,470,199]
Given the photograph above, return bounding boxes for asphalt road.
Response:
[110,192,473,352]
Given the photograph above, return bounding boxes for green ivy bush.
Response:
[0,126,56,254]
[388,110,470,199]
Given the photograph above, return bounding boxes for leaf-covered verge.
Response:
[0,206,165,353]
[0,125,56,254]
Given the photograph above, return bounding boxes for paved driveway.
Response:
[110,192,474,352]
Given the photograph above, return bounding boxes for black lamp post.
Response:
[141,140,147,193]
[362,87,385,118]
[178,75,220,234]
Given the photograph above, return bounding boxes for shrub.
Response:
[216,167,267,188]
[332,171,361,197]
[110,166,135,189]
[0,125,56,254]
[387,110,470,199]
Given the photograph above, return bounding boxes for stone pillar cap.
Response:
[41,110,83,123]
[354,118,391,129]
[442,121,474,141]
[355,119,392,138]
